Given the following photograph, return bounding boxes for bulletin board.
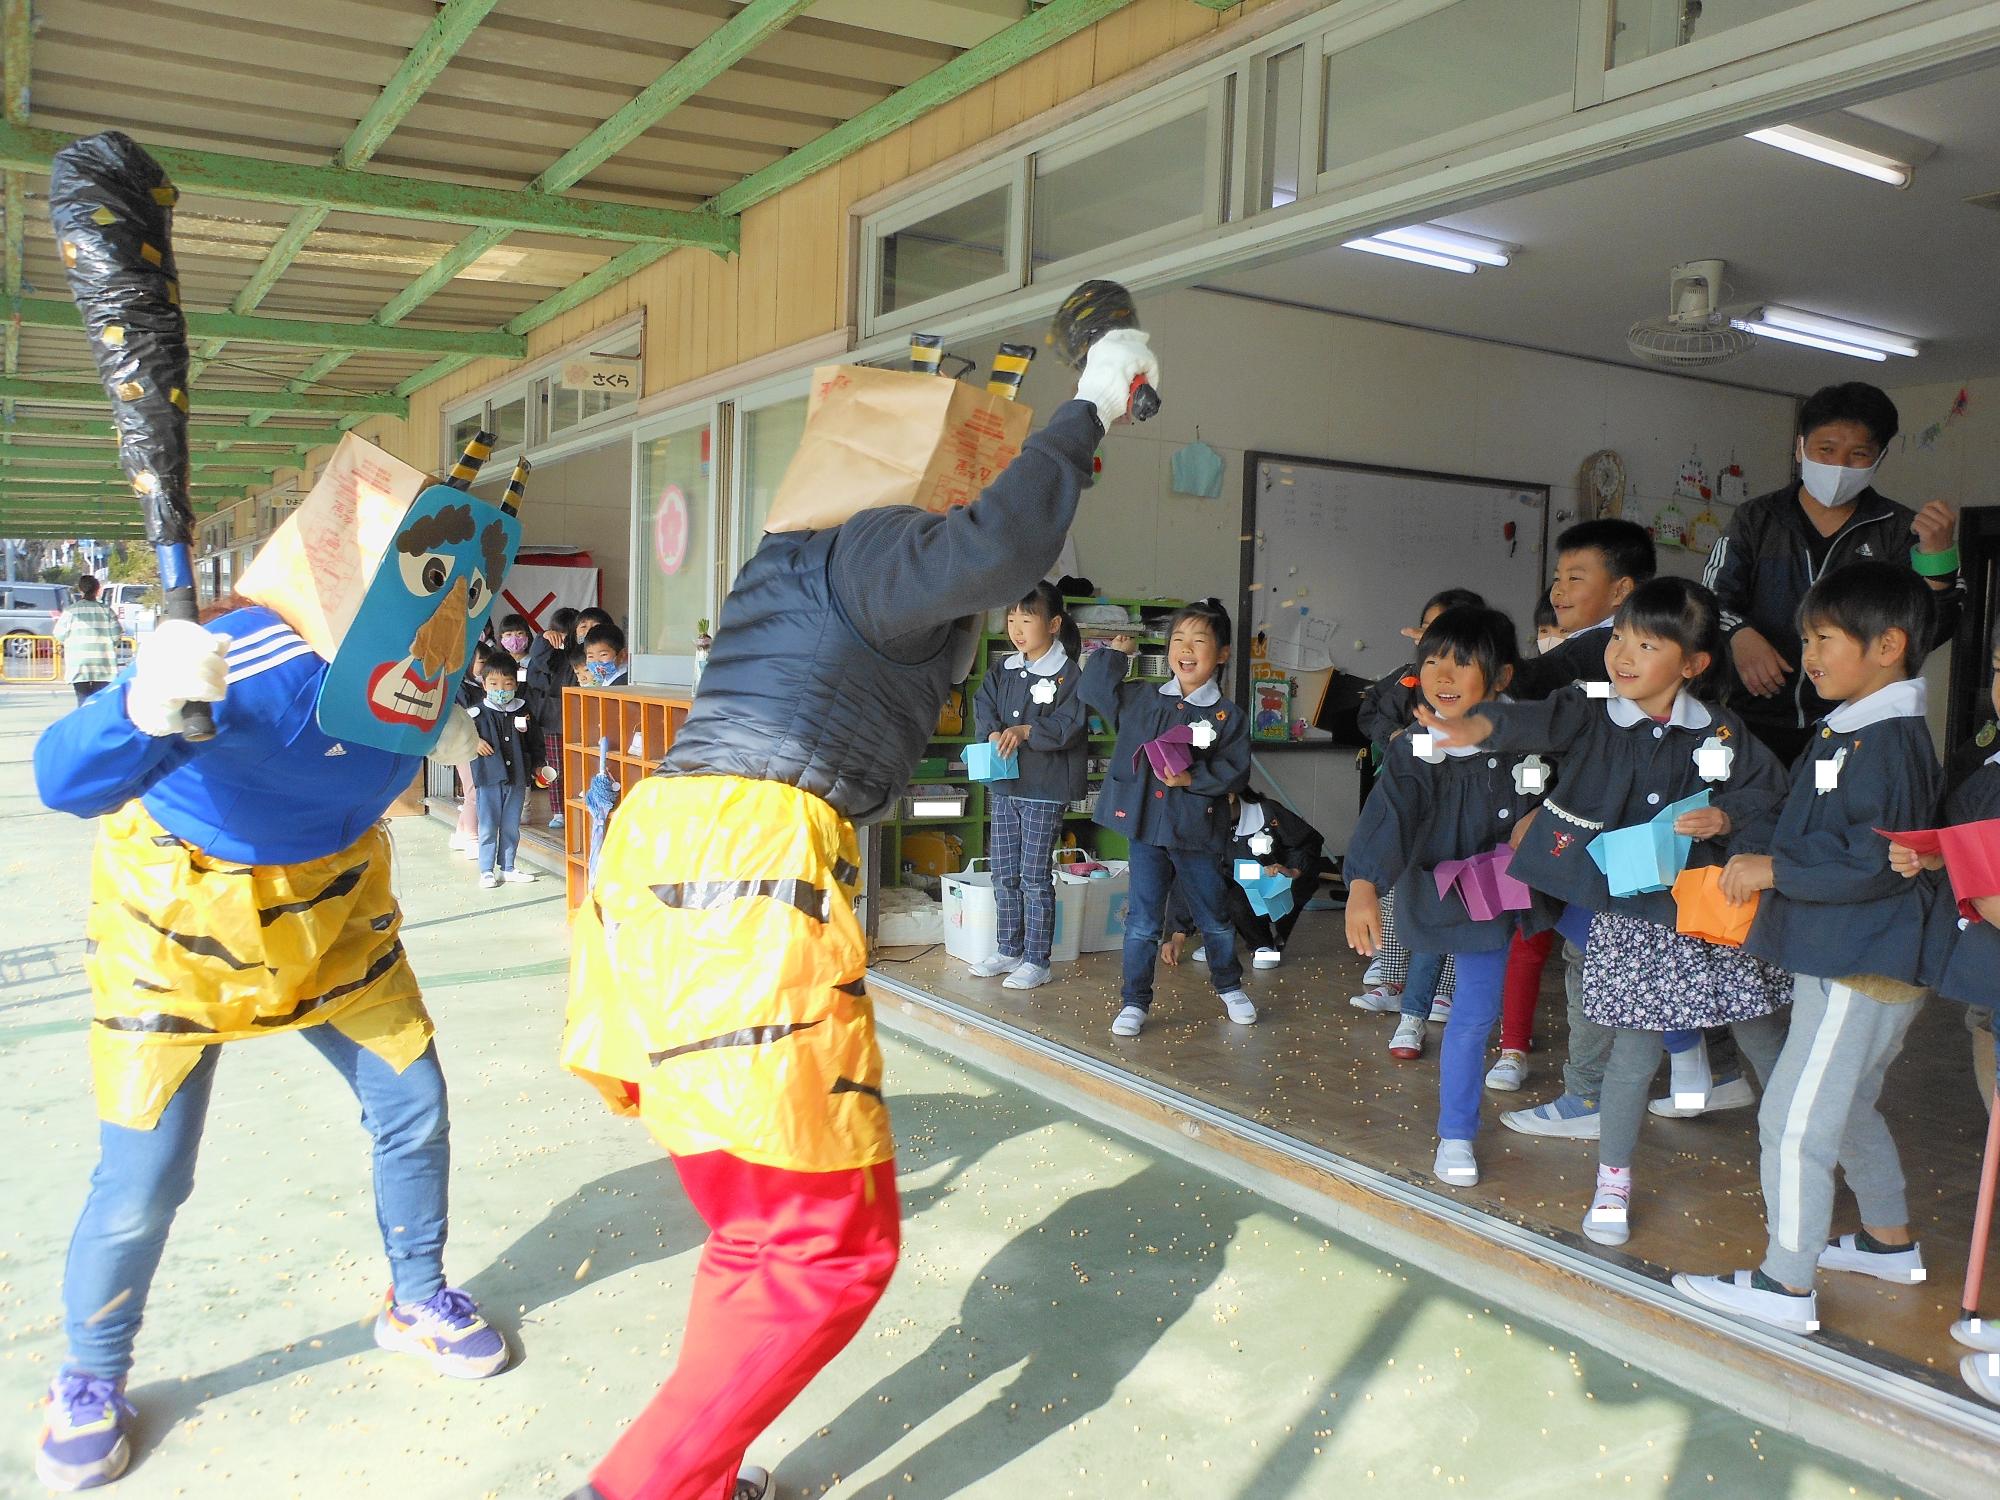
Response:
[1237,453,1550,740]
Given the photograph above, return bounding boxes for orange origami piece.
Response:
[1672,865,1758,947]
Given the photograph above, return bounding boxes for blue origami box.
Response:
[1235,862,1295,919]
[1587,790,1710,898]
[964,742,1019,782]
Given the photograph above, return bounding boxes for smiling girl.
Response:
[1082,598,1253,1038]
[1419,578,1790,1240]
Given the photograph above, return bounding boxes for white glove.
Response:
[126,619,228,738]
[1075,328,1160,430]
[432,705,481,765]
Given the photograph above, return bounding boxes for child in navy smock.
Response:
[1081,598,1252,1038]
[469,652,549,889]
[1346,607,1555,1188]
[1676,562,1941,1338]
[1349,586,1483,1022]
[968,582,1089,990]
[1421,579,1790,1238]
[1165,789,1328,969]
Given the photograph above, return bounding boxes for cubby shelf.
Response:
[559,685,692,910]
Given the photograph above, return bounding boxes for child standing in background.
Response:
[1346,607,1553,1185]
[1083,599,1253,1039]
[583,623,630,687]
[1422,579,1792,1238]
[1677,563,1941,1335]
[448,640,492,860]
[967,583,1089,991]
[470,653,551,890]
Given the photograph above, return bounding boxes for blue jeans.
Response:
[1121,840,1243,1009]
[1435,946,1510,1140]
[63,1032,451,1380]
[477,779,526,874]
[1400,950,1448,1020]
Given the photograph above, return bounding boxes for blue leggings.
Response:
[1435,945,1511,1141]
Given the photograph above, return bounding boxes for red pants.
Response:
[592,1151,902,1500]
[1501,928,1557,1053]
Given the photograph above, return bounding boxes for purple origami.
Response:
[1432,844,1533,922]
[1134,725,1196,780]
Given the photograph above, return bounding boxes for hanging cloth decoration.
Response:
[1170,438,1225,498]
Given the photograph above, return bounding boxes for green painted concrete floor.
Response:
[0,690,1925,1499]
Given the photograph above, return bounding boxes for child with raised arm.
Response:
[1082,598,1253,1038]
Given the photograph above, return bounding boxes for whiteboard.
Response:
[1238,454,1549,735]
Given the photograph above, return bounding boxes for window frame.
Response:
[628,395,724,688]
[861,161,1028,337]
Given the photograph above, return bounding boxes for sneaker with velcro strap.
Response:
[374,1286,511,1378]
[1818,1232,1925,1283]
[1671,1269,1819,1334]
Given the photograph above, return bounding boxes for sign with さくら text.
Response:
[560,358,640,394]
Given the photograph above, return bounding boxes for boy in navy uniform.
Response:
[1165,789,1327,970]
[469,652,550,888]
[1677,562,1940,1335]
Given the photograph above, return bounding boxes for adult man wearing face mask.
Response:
[1703,382,1962,764]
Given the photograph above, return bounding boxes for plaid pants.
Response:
[990,793,1065,967]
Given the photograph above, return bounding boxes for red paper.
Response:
[1880,818,2000,920]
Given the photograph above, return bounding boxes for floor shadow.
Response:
[802,1157,1257,1499]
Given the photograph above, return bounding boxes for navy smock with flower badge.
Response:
[971,641,1088,803]
[1081,648,1249,850]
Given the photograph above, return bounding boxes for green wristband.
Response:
[1911,545,1961,577]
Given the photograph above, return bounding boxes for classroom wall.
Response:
[505,438,633,629]
[968,288,1801,851]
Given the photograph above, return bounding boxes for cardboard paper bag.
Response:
[1672,865,1758,947]
[762,365,1033,534]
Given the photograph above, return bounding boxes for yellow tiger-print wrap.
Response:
[562,774,892,1173]
[87,803,432,1128]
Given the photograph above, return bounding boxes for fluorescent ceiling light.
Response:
[1754,304,1919,358]
[1746,124,1913,187]
[1730,318,1888,362]
[1341,237,1477,274]
[1374,225,1513,267]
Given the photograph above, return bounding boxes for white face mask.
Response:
[1796,440,1881,508]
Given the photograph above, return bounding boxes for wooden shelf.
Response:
[560,684,692,910]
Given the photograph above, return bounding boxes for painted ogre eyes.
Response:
[399,549,453,596]
[464,571,487,614]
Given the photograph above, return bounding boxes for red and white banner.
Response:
[500,557,600,633]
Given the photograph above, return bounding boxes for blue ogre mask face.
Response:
[315,483,522,755]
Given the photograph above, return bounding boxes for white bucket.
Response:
[942,857,1085,966]
[1080,860,1131,953]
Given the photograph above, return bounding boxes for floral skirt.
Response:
[1582,911,1792,1031]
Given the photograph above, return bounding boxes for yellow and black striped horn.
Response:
[986,342,1035,401]
[500,456,532,517]
[909,333,943,375]
[443,429,496,490]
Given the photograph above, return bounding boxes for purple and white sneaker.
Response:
[35,1371,135,1491]
[374,1286,511,1378]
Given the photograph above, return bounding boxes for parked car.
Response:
[100,581,159,635]
[1,582,74,663]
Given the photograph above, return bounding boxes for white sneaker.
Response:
[1584,1170,1632,1246]
[1349,982,1405,1013]
[1649,1073,1756,1118]
[733,1463,771,1500]
[448,832,470,852]
[1003,962,1052,990]
[1672,1270,1819,1334]
[1111,1005,1147,1038]
[1219,989,1257,1025]
[1191,946,1208,964]
[479,871,501,889]
[1388,1013,1426,1059]
[1502,1095,1601,1139]
[1433,1138,1478,1186]
[463,844,481,861]
[502,868,538,884]
[1962,1351,2000,1407]
[967,953,1018,978]
[1667,1033,1712,1111]
[1252,947,1282,969]
[1361,956,1386,986]
[1427,992,1453,1024]
[1954,1316,2000,1353]
[1817,1233,1925,1283]
[1485,1050,1530,1092]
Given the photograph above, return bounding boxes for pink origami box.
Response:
[1433,845,1533,922]
[1134,725,1195,780]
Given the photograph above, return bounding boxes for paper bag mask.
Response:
[761,365,1033,534]
[1587,790,1710,898]
[1134,725,1195,780]
[238,431,523,756]
[1433,845,1533,922]
[964,741,1019,783]
[1671,866,1758,947]
[1879,818,2000,921]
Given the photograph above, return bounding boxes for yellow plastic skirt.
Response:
[562,774,892,1174]
[86,803,431,1129]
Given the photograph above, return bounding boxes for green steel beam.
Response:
[0,444,290,468]
[268,0,803,426]
[0,414,339,446]
[193,0,506,381]
[0,121,736,249]
[0,377,402,416]
[713,0,1141,217]
[11,296,526,358]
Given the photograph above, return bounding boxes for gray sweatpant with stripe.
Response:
[1757,974,1923,1289]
